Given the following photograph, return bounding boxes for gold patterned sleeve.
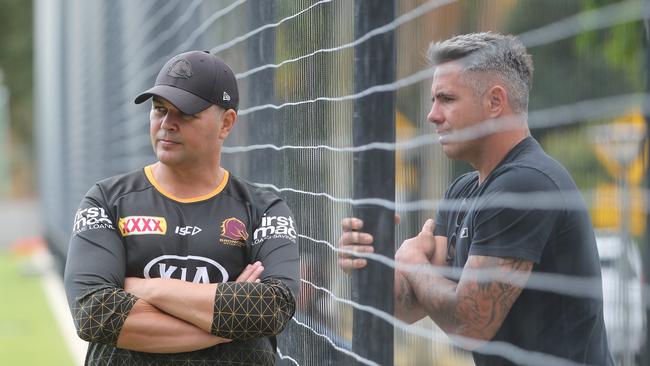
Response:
[64,185,139,345]
[211,279,296,339]
[71,286,138,344]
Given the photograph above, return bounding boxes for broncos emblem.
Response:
[221,218,248,242]
[167,59,193,79]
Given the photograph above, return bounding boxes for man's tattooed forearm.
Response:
[453,256,533,339]
[407,256,533,339]
[396,275,418,310]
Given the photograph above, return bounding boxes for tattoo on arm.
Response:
[408,256,532,342]
[396,275,418,311]
[454,256,533,340]
[395,271,429,323]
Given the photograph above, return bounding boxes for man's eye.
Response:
[153,106,166,114]
[181,113,196,120]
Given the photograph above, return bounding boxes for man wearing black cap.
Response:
[64,51,299,365]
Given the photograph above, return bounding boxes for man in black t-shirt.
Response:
[339,33,613,365]
[64,51,299,365]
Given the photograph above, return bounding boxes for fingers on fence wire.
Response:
[338,217,375,273]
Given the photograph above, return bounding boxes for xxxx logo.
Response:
[118,216,167,236]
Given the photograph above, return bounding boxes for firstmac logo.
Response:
[253,215,296,245]
[118,216,167,236]
[72,206,114,235]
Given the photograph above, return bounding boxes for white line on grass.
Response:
[38,251,87,366]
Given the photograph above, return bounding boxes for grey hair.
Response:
[427,32,534,113]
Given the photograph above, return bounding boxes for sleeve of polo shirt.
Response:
[249,199,299,293]
[468,167,561,263]
[210,198,299,339]
[63,184,137,345]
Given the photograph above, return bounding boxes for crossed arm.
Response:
[402,250,532,344]
[338,217,447,323]
[68,259,288,354]
[115,298,225,353]
[339,218,533,347]
[115,262,265,353]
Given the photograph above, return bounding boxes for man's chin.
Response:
[156,152,183,166]
[441,144,460,159]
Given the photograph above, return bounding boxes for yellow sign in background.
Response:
[590,111,647,236]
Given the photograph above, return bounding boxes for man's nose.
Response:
[427,102,443,125]
[160,112,178,130]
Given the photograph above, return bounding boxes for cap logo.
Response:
[167,59,193,79]
[223,91,231,101]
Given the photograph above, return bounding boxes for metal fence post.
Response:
[352,1,396,364]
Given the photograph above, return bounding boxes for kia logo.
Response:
[143,255,229,283]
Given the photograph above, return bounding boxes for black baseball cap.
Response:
[134,50,239,114]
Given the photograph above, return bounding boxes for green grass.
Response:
[0,252,76,366]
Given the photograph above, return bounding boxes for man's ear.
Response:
[485,85,507,118]
[219,109,237,139]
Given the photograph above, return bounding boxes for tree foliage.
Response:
[575,0,646,88]
[0,0,33,194]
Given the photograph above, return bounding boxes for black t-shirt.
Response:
[434,137,613,365]
[64,166,299,365]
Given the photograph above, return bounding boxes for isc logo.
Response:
[175,226,202,236]
[118,216,167,236]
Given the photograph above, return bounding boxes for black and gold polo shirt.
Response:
[64,166,299,365]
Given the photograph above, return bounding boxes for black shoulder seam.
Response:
[109,184,156,207]
[502,165,563,192]
[223,176,283,214]
[231,175,283,199]
[96,183,119,225]
[493,165,570,222]
[446,171,478,198]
